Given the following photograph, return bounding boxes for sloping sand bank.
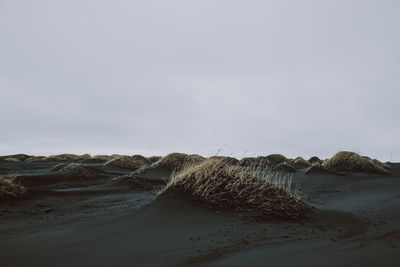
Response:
[0,161,400,266]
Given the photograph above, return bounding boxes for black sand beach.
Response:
[1,154,400,266]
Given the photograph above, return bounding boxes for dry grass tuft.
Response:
[51,163,98,178]
[273,162,297,173]
[158,158,311,220]
[0,154,31,162]
[265,154,289,165]
[238,157,271,169]
[151,153,205,171]
[305,163,332,175]
[29,154,91,162]
[371,159,390,170]
[292,157,310,167]
[209,156,239,165]
[323,151,389,175]
[308,156,322,165]
[147,156,163,163]
[105,156,149,170]
[0,175,27,200]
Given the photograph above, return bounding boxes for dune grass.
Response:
[306,151,389,175]
[51,163,98,178]
[273,162,297,173]
[105,156,149,170]
[238,157,271,169]
[265,154,289,165]
[0,175,27,200]
[305,163,331,175]
[209,156,239,165]
[28,154,92,162]
[323,151,389,175]
[0,154,32,162]
[292,157,310,167]
[308,156,322,165]
[158,158,311,220]
[151,153,205,171]
[147,156,163,163]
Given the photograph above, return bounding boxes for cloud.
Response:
[0,0,399,161]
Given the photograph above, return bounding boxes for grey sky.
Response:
[1,0,399,161]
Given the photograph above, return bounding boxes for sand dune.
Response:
[0,154,399,266]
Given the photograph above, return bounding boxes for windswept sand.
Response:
[1,157,400,266]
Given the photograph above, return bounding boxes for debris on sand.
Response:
[158,158,311,220]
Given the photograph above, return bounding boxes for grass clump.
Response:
[291,157,310,167]
[147,156,163,163]
[51,163,98,178]
[209,156,239,165]
[265,154,289,165]
[105,156,149,170]
[305,163,332,175]
[308,156,322,165]
[371,159,390,170]
[158,158,311,220]
[273,162,296,173]
[152,153,205,171]
[238,157,271,169]
[322,151,389,175]
[0,176,27,200]
[30,154,92,162]
[0,154,31,162]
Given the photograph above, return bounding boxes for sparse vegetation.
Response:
[308,156,322,165]
[0,176,27,200]
[147,156,163,163]
[105,156,149,170]
[158,158,311,220]
[306,151,389,175]
[273,162,296,173]
[265,154,289,165]
[209,156,239,165]
[292,157,310,167]
[239,157,271,169]
[29,154,92,162]
[0,154,32,162]
[371,159,390,170]
[151,153,205,171]
[51,163,98,178]
[89,155,118,162]
[305,163,332,175]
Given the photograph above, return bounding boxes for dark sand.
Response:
[1,159,400,266]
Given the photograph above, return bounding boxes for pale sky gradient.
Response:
[1,0,399,161]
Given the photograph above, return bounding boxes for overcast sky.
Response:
[0,0,399,161]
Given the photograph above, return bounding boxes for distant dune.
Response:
[0,151,399,266]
